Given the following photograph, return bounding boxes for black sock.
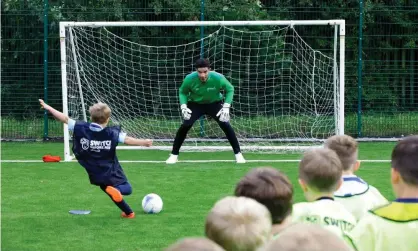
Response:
[171,124,192,155]
[113,200,133,214]
[100,186,133,214]
[218,122,241,154]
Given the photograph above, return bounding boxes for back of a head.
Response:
[235,167,293,224]
[89,102,111,124]
[391,136,418,185]
[324,135,358,171]
[195,58,210,68]
[299,148,343,192]
[262,223,351,251]
[205,196,272,251]
[165,237,225,251]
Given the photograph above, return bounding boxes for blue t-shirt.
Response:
[69,119,127,186]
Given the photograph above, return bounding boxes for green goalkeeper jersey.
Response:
[348,199,418,251]
[179,71,234,105]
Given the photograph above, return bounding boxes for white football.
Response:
[142,193,163,214]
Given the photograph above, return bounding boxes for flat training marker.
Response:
[69,210,91,215]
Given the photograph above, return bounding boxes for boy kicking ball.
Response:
[39,99,152,218]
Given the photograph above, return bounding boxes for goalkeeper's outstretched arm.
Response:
[179,79,191,105]
[39,99,69,124]
[216,77,235,122]
[178,78,193,120]
[221,77,234,104]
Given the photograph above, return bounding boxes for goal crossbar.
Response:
[60,20,344,27]
[60,20,345,37]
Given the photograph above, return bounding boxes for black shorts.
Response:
[183,101,223,126]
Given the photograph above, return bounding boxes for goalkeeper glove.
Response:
[181,104,192,120]
[216,103,231,122]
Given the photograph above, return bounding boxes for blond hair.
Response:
[324,135,358,171]
[262,223,351,251]
[205,196,272,251]
[165,237,225,251]
[299,148,343,192]
[89,102,111,124]
[235,167,293,224]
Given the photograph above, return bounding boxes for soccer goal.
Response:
[60,20,345,161]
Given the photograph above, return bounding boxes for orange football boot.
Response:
[121,212,135,218]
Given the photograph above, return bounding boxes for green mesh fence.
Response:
[1,0,417,140]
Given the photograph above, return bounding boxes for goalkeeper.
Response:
[166,58,245,164]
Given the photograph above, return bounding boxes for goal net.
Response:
[60,21,345,161]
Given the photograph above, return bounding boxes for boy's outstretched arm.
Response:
[39,99,69,124]
[124,136,153,147]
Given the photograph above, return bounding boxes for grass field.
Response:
[1,141,397,251]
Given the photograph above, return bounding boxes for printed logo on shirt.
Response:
[79,138,111,152]
[80,138,90,150]
[89,140,112,152]
[324,217,355,232]
[207,87,216,91]
[304,215,320,224]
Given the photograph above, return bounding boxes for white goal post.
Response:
[60,20,345,161]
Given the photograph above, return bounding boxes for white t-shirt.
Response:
[334,175,388,221]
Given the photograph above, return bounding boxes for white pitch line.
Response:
[1,159,391,163]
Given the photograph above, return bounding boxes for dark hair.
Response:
[391,136,418,185]
[235,167,293,224]
[195,58,210,68]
